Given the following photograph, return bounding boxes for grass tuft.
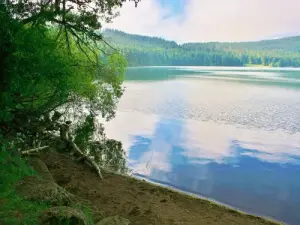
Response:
[0,145,95,225]
[0,145,49,224]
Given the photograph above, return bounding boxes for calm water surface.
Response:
[105,67,300,225]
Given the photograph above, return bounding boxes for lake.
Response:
[105,66,300,225]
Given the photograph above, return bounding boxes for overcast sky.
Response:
[104,0,300,43]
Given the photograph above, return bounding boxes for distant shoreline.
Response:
[244,64,273,68]
[126,65,300,70]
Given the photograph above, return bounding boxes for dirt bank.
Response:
[40,151,279,225]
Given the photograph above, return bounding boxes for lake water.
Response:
[105,67,300,225]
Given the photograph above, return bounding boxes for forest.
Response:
[104,29,300,67]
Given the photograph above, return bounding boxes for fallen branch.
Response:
[20,121,104,179]
[21,146,49,156]
[59,124,103,179]
[68,139,103,179]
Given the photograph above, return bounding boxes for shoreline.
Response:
[39,151,281,225]
[133,173,281,224]
[1,149,282,224]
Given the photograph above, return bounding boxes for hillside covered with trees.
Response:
[103,29,300,67]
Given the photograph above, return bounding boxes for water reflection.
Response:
[105,67,300,224]
[105,111,300,225]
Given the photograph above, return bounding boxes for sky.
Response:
[105,0,300,43]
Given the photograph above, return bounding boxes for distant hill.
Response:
[103,29,300,67]
[103,29,177,49]
[183,36,300,53]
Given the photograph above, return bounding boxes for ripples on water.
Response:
[105,67,300,225]
[120,79,300,132]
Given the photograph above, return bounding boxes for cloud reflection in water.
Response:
[105,111,300,224]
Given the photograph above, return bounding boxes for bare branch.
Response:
[21,146,49,155]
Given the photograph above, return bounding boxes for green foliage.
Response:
[5,0,140,53]
[100,139,128,173]
[74,115,97,149]
[104,29,300,67]
[73,115,128,173]
[0,3,134,223]
[0,8,127,133]
[0,142,95,225]
[0,143,49,224]
[0,2,130,174]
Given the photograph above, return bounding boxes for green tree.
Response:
[0,1,140,172]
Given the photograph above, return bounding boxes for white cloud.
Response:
[105,0,300,42]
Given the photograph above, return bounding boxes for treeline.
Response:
[104,29,300,67]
